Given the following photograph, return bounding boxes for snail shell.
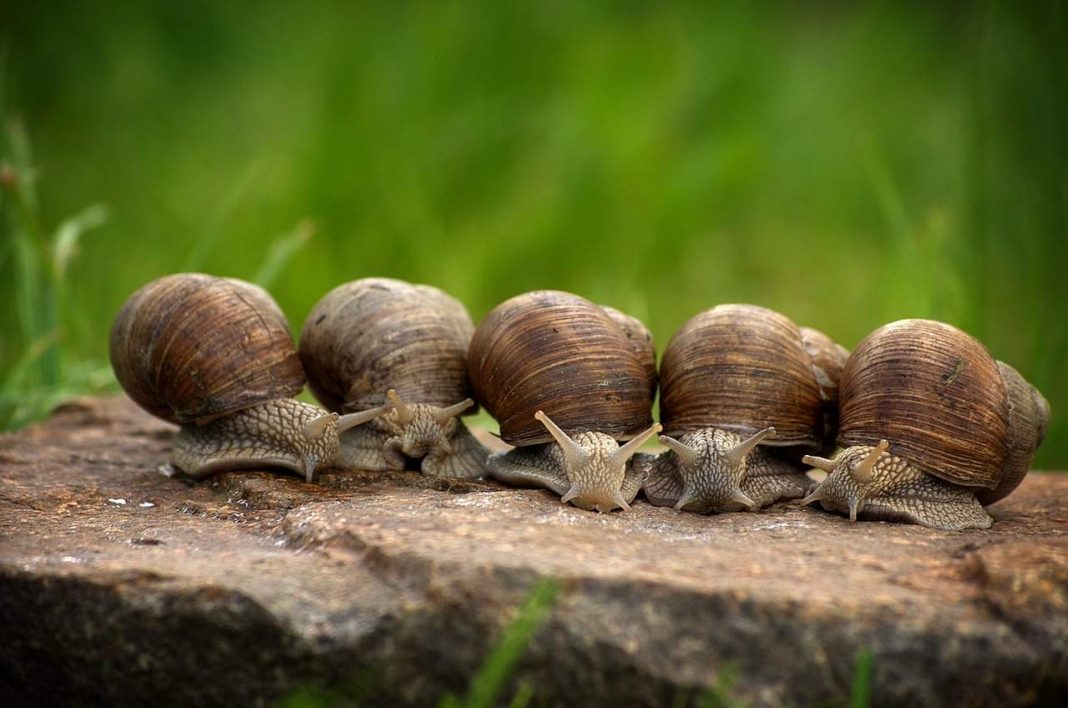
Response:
[300,278,474,412]
[837,319,1011,485]
[299,278,487,478]
[800,325,850,452]
[110,274,385,480]
[802,319,1050,530]
[981,361,1051,505]
[469,290,655,445]
[659,304,839,447]
[469,291,660,512]
[110,273,305,425]
[641,304,846,513]
[600,304,658,400]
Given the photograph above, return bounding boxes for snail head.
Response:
[535,410,661,513]
[384,389,474,460]
[801,440,890,522]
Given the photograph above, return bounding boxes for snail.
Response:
[637,304,848,513]
[800,319,1050,531]
[110,274,390,481]
[468,291,661,512]
[299,278,488,478]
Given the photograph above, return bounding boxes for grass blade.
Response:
[180,159,262,271]
[696,664,744,708]
[850,648,874,708]
[0,330,61,394]
[253,218,316,288]
[441,578,559,708]
[52,202,108,280]
[2,159,51,385]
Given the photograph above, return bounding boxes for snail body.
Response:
[638,304,848,513]
[801,319,1050,530]
[110,274,388,481]
[299,278,488,478]
[469,291,661,512]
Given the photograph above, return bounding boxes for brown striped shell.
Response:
[599,304,658,398]
[299,278,475,413]
[468,291,655,446]
[838,319,1048,493]
[659,304,844,449]
[980,362,1050,504]
[800,325,851,451]
[109,273,305,425]
[800,326,850,405]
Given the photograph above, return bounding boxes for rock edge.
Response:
[1,397,1066,706]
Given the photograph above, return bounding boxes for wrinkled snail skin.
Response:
[487,411,662,513]
[643,304,844,513]
[637,427,810,513]
[299,278,489,479]
[334,390,488,478]
[800,319,1050,531]
[110,274,390,481]
[470,291,658,511]
[172,398,390,482]
[800,442,992,531]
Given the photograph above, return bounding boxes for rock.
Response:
[1,396,1066,707]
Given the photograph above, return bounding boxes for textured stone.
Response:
[1,396,1065,706]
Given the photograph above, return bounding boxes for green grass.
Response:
[850,649,874,708]
[439,578,558,708]
[694,665,744,708]
[278,578,559,708]
[278,580,875,707]
[0,1,1065,466]
[0,113,113,428]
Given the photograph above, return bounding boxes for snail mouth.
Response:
[561,483,631,513]
[384,436,448,471]
[402,435,450,462]
[395,450,427,471]
[401,443,427,459]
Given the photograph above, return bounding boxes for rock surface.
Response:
[1,396,1066,707]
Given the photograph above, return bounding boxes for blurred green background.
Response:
[1,1,1065,466]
